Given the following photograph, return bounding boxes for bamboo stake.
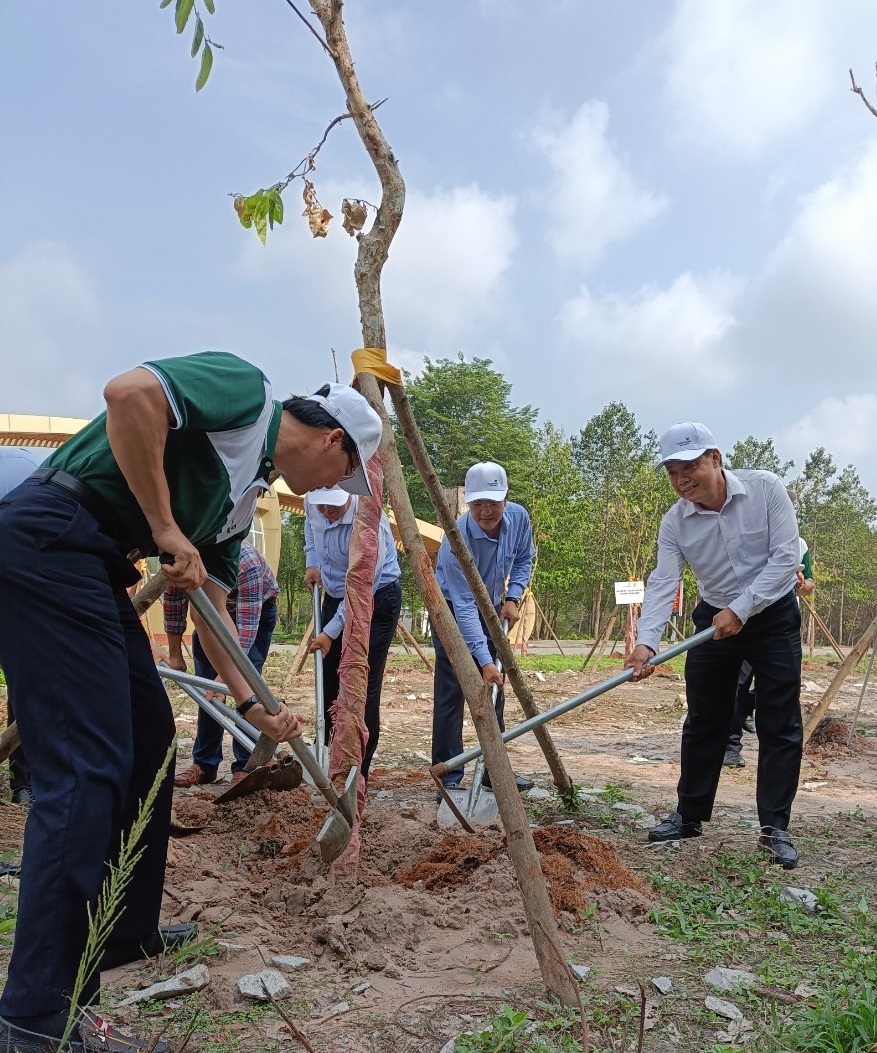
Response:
[582,611,616,672]
[803,610,877,745]
[283,615,315,693]
[800,597,845,662]
[396,620,433,672]
[530,593,566,655]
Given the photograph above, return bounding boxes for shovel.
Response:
[182,582,358,862]
[434,626,716,830]
[310,585,330,776]
[439,620,511,827]
[159,665,304,799]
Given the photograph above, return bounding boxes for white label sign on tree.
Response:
[614,581,645,605]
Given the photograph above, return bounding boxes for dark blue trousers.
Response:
[431,605,505,786]
[190,600,277,774]
[680,592,802,831]
[321,579,401,783]
[0,479,175,1028]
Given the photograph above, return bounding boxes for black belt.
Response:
[31,468,132,548]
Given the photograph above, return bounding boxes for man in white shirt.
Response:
[626,423,803,869]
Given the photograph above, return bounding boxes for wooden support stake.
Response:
[800,597,845,663]
[530,593,565,655]
[803,610,877,745]
[396,620,433,672]
[582,611,616,672]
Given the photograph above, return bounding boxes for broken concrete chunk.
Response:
[704,967,757,992]
[652,976,673,994]
[271,955,311,971]
[569,964,591,982]
[237,969,292,1001]
[118,964,209,1006]
[705,995,744,1021]
[779,887,818,912]
[612,802,645,815]
[526,787,552,800]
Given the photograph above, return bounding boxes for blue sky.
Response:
[2,1,876,497]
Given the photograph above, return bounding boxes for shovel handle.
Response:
[313,585,327,762]
[433,625,717,777]
[182,581,349,809]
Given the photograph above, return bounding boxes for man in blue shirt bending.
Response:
[432,461,535,792]
[304,486,402,782]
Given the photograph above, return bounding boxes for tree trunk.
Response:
[308,0,578,1007]
[803,609,877,744]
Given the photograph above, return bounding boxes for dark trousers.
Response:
[680,592,802,831]
[191,600,277,774]
[431,605,505,785]
[727,661,756,751]
[6,696,31,793]
[321,579,401,783]
[0,479,175,1027]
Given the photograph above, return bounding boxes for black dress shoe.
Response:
[723,749,745,768]
[78,1010,171,1052]
[647,812,702,842]
[100,921,198,970]
[759,830,799,870]
[480,772,535,793]
[10,787,35,808]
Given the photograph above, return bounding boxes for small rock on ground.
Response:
[705,995,744,1021]
[237,969,292,1001]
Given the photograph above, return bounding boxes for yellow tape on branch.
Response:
[351,347,402,387]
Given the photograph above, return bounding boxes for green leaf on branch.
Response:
[203,0,215,12]
[175,0,194,34]
[159,0,173,8]
[255,212,268,245]
[195,43,213,91]
[190,16,204,57]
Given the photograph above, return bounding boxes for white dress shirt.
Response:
[636,469,799,654]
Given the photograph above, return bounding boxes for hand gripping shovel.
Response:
[438,619,511,828]
[183,583,358,862]
[158,665,304,798]
[433,626,716,831]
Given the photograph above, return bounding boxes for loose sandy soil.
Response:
[3,650,877,1051]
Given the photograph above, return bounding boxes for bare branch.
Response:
[282,0,335,56]
[849,65,877,120]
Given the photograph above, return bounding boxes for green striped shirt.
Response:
[47,351,282,589]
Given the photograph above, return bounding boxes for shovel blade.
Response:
[213,755,303,805]
[316,810,352,863]
[437,786,499,828]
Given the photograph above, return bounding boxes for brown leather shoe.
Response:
[229,771,248,788]
[173,762,216,788]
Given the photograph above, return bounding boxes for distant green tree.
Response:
[727,435,794,477]
[276,513,308,632]
[393,354,539,521]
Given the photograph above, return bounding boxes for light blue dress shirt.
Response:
[636,469,799,654]
[435,501,535,668]
[0,447,47,500]
[304,495,401,640]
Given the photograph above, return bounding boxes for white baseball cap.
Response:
[307,383,383,496]
[307,486,350,507]
[658,422,719,467]
[464,461,509,503]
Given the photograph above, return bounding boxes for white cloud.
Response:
[0,241,102,412]
[560,270,743,393]
[532,102,666,267]
[237,180,518,353]
[662,0,839,154]
[777,394,877,476]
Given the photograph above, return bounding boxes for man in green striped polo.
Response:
[0,351,382,1051]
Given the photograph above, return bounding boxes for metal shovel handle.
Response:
[313,585,327,767]
[184,583,355,820]
[434,626,716,776]
[160,664,259,753]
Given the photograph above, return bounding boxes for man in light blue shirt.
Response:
[432,461,535,792]
[0,447,48,808]
[626,423,803,869]
[304,486,402,782]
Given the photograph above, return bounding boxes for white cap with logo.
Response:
[307,383,383,497]
[464,461,509,503]
[658,422,719,467]
[307,486,350,507]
